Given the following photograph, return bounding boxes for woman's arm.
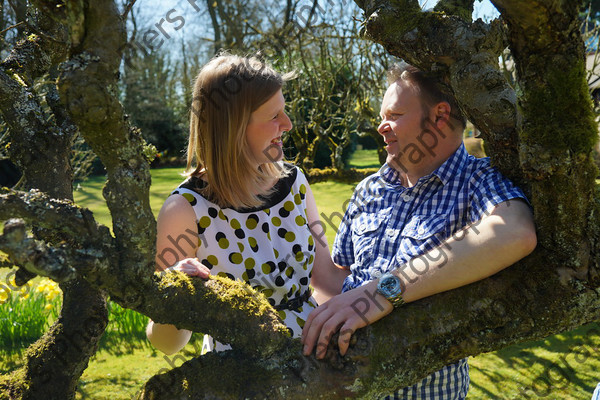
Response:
[146,194,209,355]
[305,183,350,305]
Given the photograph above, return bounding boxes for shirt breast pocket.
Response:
[351,214,384,267]
[401,214,448,248]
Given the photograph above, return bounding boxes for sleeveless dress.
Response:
[171,164,317,352]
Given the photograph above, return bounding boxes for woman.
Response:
[146,53,349,355]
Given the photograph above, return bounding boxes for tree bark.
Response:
[1,0,599,399]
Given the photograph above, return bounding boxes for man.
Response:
[301,63,537,398]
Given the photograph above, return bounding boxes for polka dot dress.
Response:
[171,164,317,352]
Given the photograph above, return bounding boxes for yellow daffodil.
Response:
[0,289,8,303]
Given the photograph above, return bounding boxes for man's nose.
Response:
[377,120,389,135]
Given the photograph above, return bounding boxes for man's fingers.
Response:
[315,316,345,359]
[302,307,334,355]
[301,304,326,344]
[338,322,357,356]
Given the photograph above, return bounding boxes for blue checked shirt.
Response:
[332,144,527,400]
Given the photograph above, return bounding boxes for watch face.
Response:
[380,274,401,298]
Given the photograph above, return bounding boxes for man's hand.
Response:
[301,280,393,359]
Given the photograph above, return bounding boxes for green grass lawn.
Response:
[346,148,382,169]
[3,155,600,399]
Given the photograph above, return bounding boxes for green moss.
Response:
[376,0,422,38]
[0,367,29,400]
[433,0,474,22]
[205,274,272,317]
[155,271,196,295]
[521,60,598,154]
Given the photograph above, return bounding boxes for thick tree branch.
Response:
[434,0,474,22]
[0,188,112,246]
[134,252,600,399]
[58,0,156,278]
[0,219,77,282]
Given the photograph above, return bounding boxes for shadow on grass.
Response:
[469,322,600,399]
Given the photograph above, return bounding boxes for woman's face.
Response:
[245,89,292,168]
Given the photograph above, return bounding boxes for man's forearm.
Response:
[392,200,536,303]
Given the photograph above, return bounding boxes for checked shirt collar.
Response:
[379,143,470,190]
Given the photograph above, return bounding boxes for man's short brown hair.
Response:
[387,63,467,131]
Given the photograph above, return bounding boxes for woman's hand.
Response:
[166,257,211,279]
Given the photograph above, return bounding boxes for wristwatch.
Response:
[376,272,405,308]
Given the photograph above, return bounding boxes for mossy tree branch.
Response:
[57,0,156,279]
[433,0,475,22]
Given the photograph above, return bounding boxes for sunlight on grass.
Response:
[346,148,382,169]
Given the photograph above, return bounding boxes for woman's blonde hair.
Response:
[187,53,291,209]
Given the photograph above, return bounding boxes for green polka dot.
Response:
[299,184,307,194]
[294,193,302,205]
[207,255,218,265]
[262,263,272,274]
[263,208,270,215]
[246,217,258,229]
[309,254,314,264]
[308,236,314,246]
[284,201,295,212]
[218,238,229,249]
[217,272,228,278]
[237,242,245,252]
[277,310,287,319]
[285,232,296,242]
[302,260,309,270]
[295,215,306,226]
[242,271,249,281]
[230,253,243,264]
[274,248,279,258]
[218,210,227,220]
[249,237,257,248]
[272,216,281,227]
[296,317,306,328]
[182,193,195,203]
[245,258,255,269]
[295,251,304,262]
[230,218,241,229]
[285,267,294,278]
[262,288,274,298]
[199,216,211,228]
[267,231,271,240]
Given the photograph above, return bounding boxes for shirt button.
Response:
[386,229,394,237]
[359,223,366,232]
[372,270,382,278]
[402,194,411,202]
[418,226,425,235]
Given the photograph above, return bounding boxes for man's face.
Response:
[378,80,431,172]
